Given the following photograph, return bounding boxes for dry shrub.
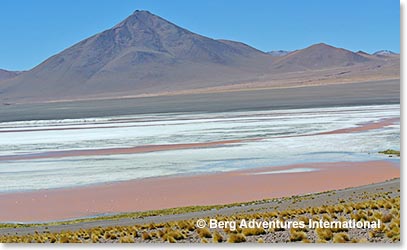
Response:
[212,231,223,243]
[242,227,266,236]
[197,228,212,238]
[333,233,350,243]
[227,233,246,243]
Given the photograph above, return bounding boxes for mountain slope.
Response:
[373,50,398,56]
[0,12,399,103]
[0,69,21,81]
[0,10,272,102]
[271,43,371,72]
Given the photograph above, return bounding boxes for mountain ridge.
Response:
[0,11,399,103]
[267,50,292,57]
[0,69,22,81]
[373,50,399,56]
[271,43,372,72]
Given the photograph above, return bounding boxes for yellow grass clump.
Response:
[197,228,212,239]
[119,236,135,243]
[227,233,246,243]
[242,227,266,236]
[333,233,350,243]
[141,232,152,241]
[289,228,307,242]
[316,228,333,241]
[212,231,223,243]
[381,213,393,223]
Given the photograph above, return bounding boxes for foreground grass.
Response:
[0,190,400,243]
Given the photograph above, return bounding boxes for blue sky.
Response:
[0,0,400,71]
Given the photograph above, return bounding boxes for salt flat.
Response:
[0,104,399,192]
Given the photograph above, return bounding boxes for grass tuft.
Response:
[212,231,223,243]
[197,228,212,239]
[333,233,350,243]
[227,233,246,243]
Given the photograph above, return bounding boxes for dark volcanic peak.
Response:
[100,9,265,62]
[39,9,233,85]
[271,43,371,72]
[44,9,267,68]
[0,10,271,102]
[110,9,194,51]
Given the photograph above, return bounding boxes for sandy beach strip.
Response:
[0,160,399,222]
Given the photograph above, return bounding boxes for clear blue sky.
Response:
[0,0,400,71]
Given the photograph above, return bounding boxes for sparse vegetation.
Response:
[197,228,212,239]
[290,228,308,242]
[332,232,350,243]
[212,231,223,243]
[316,228,333,241]
[242,227,266,236]
[379,149,400,157]
[141,231,152,241]
[227,233,246,243]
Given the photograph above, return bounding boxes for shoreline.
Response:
[0,79,399,123]
[4,78,400,105]
[0,178,400,240]
[0,160,399,222]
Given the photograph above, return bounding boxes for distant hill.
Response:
[356,50,371,56]
[271,43,372,72]
[0,11,400,103]
[373,50,399,56]
[267,50,292,57]
[0,69,21,81]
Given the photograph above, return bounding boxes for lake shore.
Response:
[0,160,399,222]
[0,79,399,123]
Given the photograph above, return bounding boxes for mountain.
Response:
[0,10,272,102]
[0,11,399,103]
[271,43,372,72]
[0,69,21,81]
[267,50,292,57]
[356,50,370,56]
[373,50,399,56]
